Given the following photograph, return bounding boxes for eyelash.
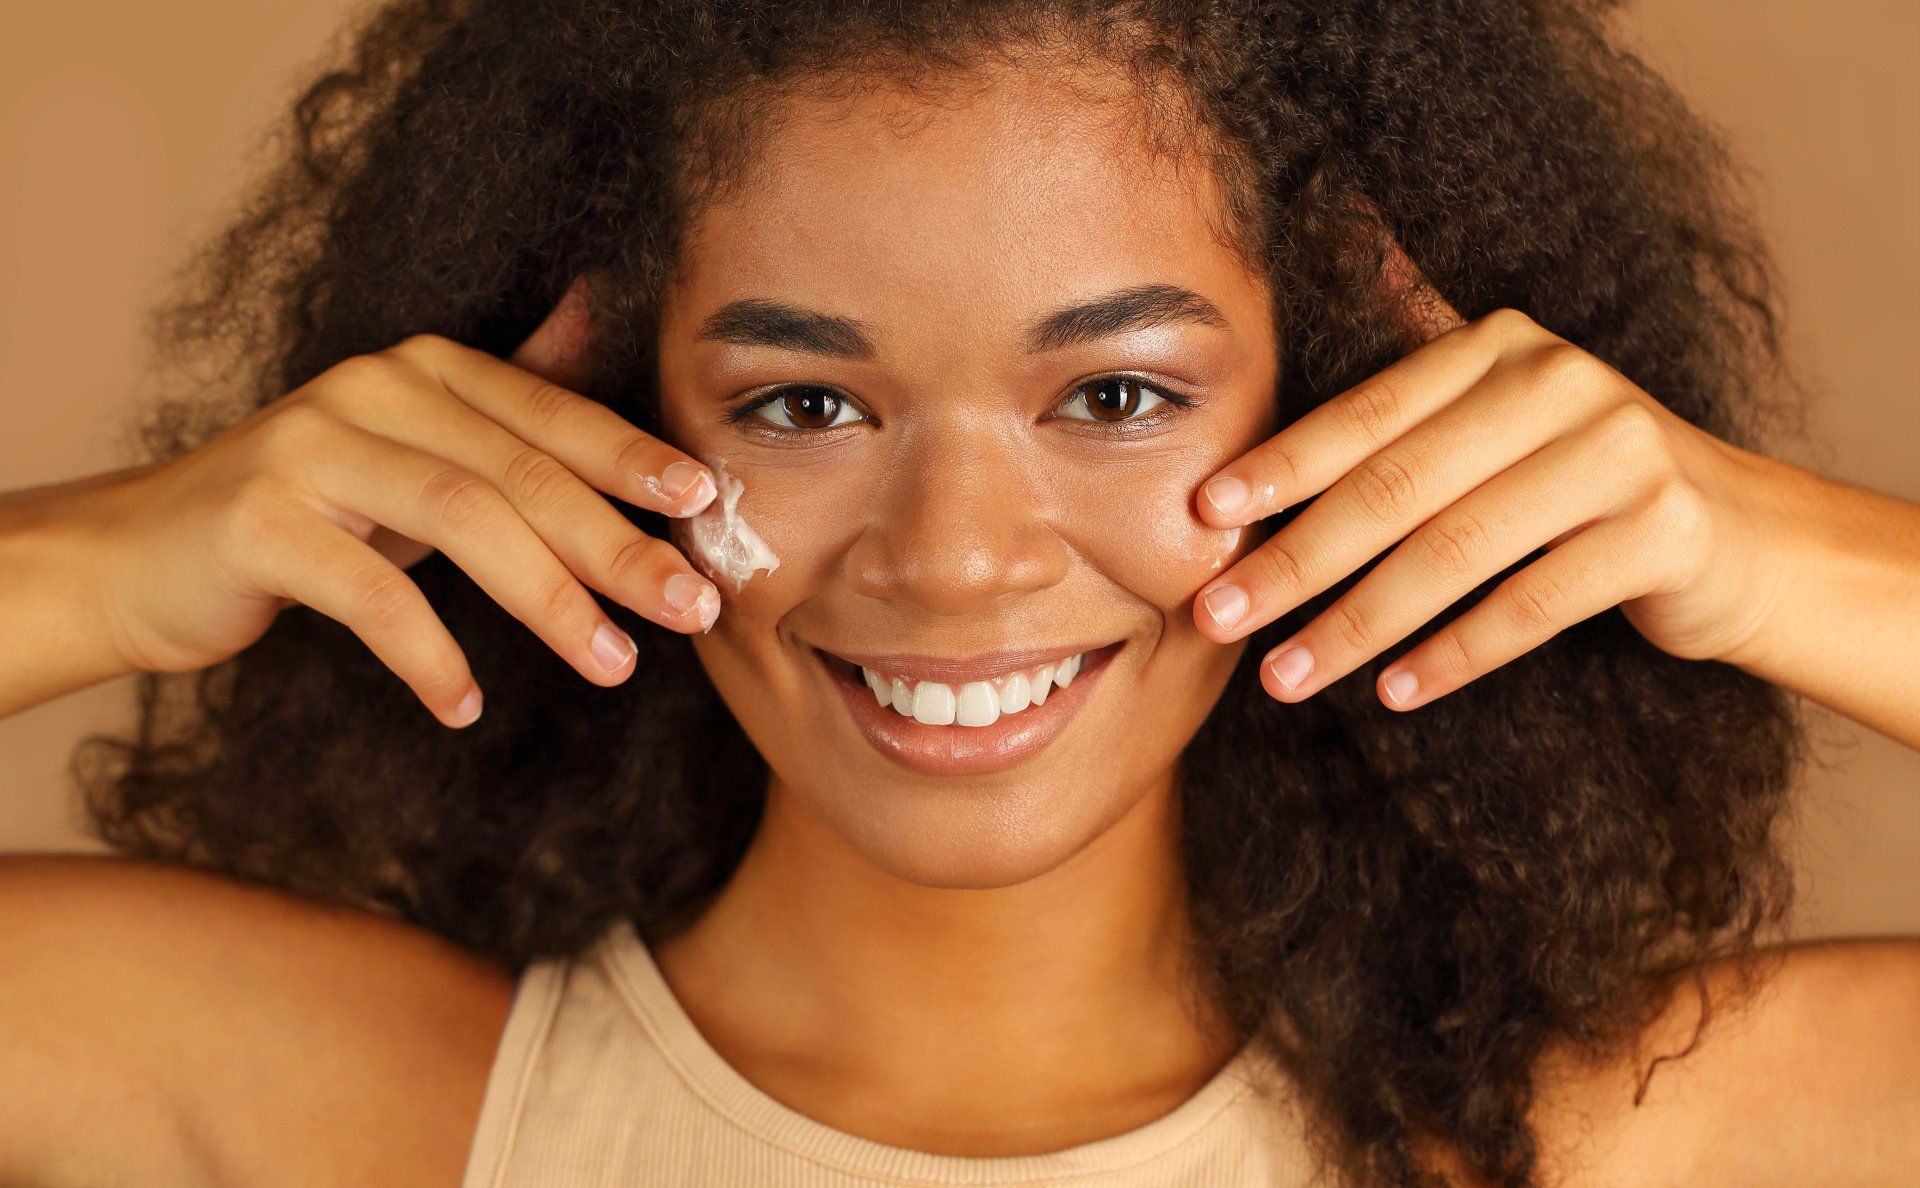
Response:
[722,374,1202,439]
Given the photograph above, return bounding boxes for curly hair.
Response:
[75,1,1811,1184]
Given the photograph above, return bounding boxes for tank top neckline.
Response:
[595,917,1278,1182]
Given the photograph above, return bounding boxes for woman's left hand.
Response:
[1190,246,1789,712]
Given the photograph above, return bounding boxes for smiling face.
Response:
[655,54,1278,890]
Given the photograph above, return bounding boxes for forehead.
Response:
[668,57,1256,339]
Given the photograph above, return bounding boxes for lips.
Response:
[812,641,1123,776]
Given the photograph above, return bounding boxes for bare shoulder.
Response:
[0,852,515,1188]
[1528,937,1920,1187]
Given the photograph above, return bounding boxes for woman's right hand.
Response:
[60,282,723,727]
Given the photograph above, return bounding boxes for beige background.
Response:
[2,3,1915,936]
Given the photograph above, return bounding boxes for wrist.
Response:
[1712,447,1920,746]
[0,472,148,717]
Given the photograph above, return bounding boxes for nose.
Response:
[844,427,1070,617]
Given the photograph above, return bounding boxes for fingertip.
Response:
[1199,474,1250,524]
[449,684,483,727]
[680,471,717,516]
[655,461,717,517]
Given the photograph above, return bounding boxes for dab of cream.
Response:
[685,454,780,596]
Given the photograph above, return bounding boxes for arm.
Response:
[0,854,513,1188]
[0,468,150,720]
[1715,443,1920,750]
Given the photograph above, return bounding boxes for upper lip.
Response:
[818,641,1116,685]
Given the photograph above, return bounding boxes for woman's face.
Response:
[656,59,1278,889]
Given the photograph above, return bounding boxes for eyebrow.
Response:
[693,282,1228,359]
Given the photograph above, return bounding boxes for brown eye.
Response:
[747,385,864,430]
[1060,376,1169,423]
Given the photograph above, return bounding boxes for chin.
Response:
[797,764,1158,890]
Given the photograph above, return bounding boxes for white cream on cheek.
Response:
[684,453,781,600]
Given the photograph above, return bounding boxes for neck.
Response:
[646,768,1242,1155]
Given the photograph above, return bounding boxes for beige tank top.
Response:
[459,919,1318,1187]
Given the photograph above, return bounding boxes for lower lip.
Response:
[815,643,1123,776]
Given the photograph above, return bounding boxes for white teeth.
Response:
[911,681,957,725]
[998,671,1032,714]
[1030,664,1054,706]
[856,652,1087,728]
[955,681,1000,727]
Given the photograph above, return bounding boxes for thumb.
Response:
[509,273,594,388]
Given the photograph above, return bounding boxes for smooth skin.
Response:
[2,49,1918,1188]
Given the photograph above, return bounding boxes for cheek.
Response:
[1045,454,1256,614]
[665,460,861,625]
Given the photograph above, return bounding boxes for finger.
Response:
[1245,410,1642,701]
[1195,311,1510,529]
[254,511,483,728]
[395,331,718,520]
[1194,348,1617,643]
[308,379,720,633]
[298,418,643,687]
[1195,229,1516,531]
[1370,509,1663,712]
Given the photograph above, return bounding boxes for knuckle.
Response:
[419,468,500,530]
[394,331,448,356]
[348,564,420,632]
[606,532,669,585]
[414,661,472,701]
[611,433,665,481]
[500,447,576,513]
[1249,537,1309,594]
[1348,449,1422,524]
[1253,439,1304,496]
[1596,400,1670,468]
[1482,306,1539,338]
[225,474,294,546]
[1525,342,1602,392]
[1327,598,1375,653]
[1503,571,1565,636]
[1642,474,1708,552]
[1334,376,1403,446]
[1428,627,1477,683]
[1415,511,1489,577]
[519,380,580,434]
[324,352,410,396]
[257,400,335,458]
[531,571,587,624]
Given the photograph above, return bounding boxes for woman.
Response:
[1,1,1915,1185]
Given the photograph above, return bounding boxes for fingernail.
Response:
[1203,475,1249,518]
[659,461,716,511]
[664,572,714,613]
[452,685,483,727]
[591,622,636,671]
[1268,645,1313,692]
[1202,583,1248,631]
[1382,668,1419,706]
